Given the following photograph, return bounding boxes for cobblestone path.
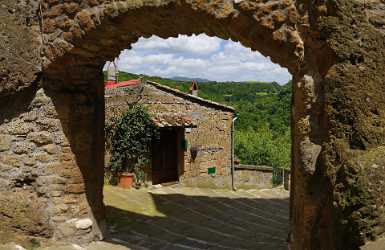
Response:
[103,185,289,250]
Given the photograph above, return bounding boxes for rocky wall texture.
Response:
[1,0,385,248]
[37,0,304,244]
[39,0,303,73]
[289,0,385,249]
[234,167,274,189]
[0,87,104,244]
[105,83,233,188]
[0,0,41,96]
[181,167,275,189]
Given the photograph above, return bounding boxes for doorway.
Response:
[152,127,182,184]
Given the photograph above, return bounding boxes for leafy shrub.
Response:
[235,125,290,185]
[105,104,159,185]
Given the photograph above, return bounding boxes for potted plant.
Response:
[106,104,158,188]
[118,172,134,189]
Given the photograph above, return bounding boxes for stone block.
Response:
[44,144,59,154]
[53,133,70,146]
[56,221,76,238]
[0,135,12,152]
[63,3,80,15]
[36,185,49,195]
[44,4,64,18]
[49,184,66,192]
[12,141,36,154]
[36,118,61,132]
[27,131,53,145]
[50,190,64,197]
[51,216,67,223]
[42,18,56,33]
[75,218,93,230]
[7,121,32,135]
[53,204,69,214]
[65,183,85,194]
[44,162,62,172]
[36,175,67,186]
[0,191,51,236]
[76,10,95,31]
[60,149,75,161]
[33,152,52,163]
[0,243,26,250]
[0,178,10,190]
[63,195,78,204]
[0,154,21,167]
[23,156,36,166]
[67,174,84,184]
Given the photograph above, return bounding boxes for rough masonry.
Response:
[0,0,385,249]
[105,80,235,188]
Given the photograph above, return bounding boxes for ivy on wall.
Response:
[105,104,159,184]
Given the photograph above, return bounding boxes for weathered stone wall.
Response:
[1,0,385,248]
[290,1,385,249]
[105,82,233,188]
[1,1,105,239]
[36,0,303,243]
[39,0,303,72]
[181,165,276,190]
[0,0,41,96]
[0,87,104,244]
[235,166,275,189]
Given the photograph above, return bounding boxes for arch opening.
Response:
[40,0,305,242]
[102,34,293,249]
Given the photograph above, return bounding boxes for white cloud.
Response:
[132,34,221,55]
[111,35,292,84]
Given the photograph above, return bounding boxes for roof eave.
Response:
[146,80,236,113]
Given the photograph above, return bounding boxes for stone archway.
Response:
[1,0,385,249]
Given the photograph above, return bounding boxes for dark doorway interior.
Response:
[152,127,182,184]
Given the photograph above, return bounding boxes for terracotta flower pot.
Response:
[118,172,134,189]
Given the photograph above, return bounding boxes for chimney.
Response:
[107,60,119,83]
[189,81,199,96]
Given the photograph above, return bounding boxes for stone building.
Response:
[105,79,236,188]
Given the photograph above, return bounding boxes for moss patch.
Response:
[333,146,385,248]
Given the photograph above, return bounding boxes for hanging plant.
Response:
[105,104,159,186]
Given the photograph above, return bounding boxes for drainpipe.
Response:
[231,116,238,191]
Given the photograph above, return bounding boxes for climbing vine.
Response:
[105,104,159,185]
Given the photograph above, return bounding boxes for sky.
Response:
[110,34,292,84]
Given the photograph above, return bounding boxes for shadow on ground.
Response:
[103,186,289,250]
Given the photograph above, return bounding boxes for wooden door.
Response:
[152,128,179,184]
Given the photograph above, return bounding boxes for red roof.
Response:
[104,79,140,89]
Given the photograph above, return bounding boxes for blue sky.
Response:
[112,34,292,84]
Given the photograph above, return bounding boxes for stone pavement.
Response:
[102,185,290,250]
[0,186,289,250]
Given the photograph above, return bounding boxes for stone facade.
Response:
[105,80,234,188]
[1,0,385,248]
[0,88,104,244]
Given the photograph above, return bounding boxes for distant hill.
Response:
[171,76,211,82]
[104,71,290,99]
